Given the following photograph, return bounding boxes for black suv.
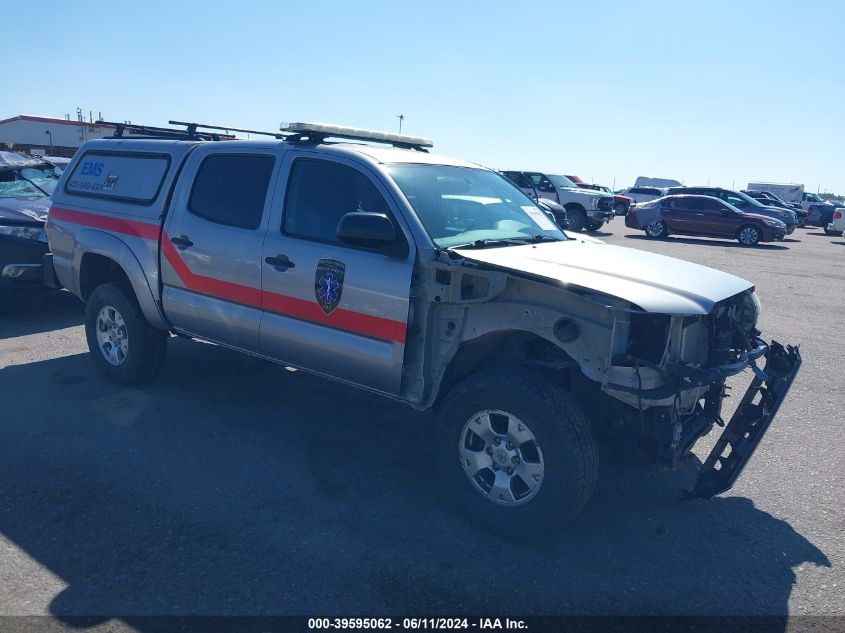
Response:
[669,187,797,233]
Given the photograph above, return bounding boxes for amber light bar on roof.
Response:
[281,121,433,148]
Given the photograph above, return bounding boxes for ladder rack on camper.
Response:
[95,119,433,150]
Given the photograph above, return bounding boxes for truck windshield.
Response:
[547,174,579,189]
[387,165,566,248]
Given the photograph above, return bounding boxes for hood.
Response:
[741,211,785,226]
[0,196,51,225]
[453,241,752,315]
[563,187,612,199]
[763,205,795,217]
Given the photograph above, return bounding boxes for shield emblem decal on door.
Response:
[315,258,345,315]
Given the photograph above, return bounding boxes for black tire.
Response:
[566,208,587,232]
[613,202,627,216]
[85,282,167,385]
[824,226,838,236]
[436,366,598,538]
[737,224,762,246]
[645,220,667,239]
[586,221,604,232]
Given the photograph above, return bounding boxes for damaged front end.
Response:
[601,291,801,498]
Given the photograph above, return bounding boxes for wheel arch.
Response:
[74,229,169,329]
[431,329,571,411]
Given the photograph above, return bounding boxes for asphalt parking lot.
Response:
[0,224,843,624]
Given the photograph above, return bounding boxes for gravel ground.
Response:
[0,223,842,624]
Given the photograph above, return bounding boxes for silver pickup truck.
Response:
[45,122,800,537]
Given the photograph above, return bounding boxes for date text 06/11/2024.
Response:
[307,617,528,630]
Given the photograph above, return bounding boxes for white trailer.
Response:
[634,176,682,188]
[747,182,805,204]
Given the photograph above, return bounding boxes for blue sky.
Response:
[6,0,844,192]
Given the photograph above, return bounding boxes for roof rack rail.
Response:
[280,122,433,151]
[169,120,285,139]
[96,120,238,141]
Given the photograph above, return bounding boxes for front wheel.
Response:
[613,202,627,216]
[436,366,598,537]
[737,225,762,246]
[586,220,604,232]
[566,209,587,232]
[85,282,168,385]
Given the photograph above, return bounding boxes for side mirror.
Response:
[337,212,396,249]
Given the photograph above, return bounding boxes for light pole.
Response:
[44,130,53,154]
[396,114,405,134]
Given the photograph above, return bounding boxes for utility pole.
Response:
[396,114,405,134]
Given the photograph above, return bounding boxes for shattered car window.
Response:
[0,173,48,198]
[19,165,60,195]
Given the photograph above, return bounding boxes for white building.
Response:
[0,114,119,157]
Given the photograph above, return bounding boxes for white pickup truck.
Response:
[44,121,801,537]
[501,171,614,232]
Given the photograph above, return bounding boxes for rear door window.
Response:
[188,154,275,230]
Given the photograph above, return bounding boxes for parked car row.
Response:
[625,194,787,246]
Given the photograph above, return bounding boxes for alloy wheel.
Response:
[95,305,129,366]
[739,227,760,245]
[458,410,545,506]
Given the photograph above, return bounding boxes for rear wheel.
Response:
[436,366,598,537]
[85,282,167,384]
[824,226,838,236]
[645,220,667,238]
[613,202,627,216]
[566,208,587,232]
[737,225,762,246]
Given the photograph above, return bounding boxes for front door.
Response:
[698,198,736,237]
[259,154,414,394]
[161,147,279,350]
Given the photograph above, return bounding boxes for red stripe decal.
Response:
[50,206,161,240]
[51,206,407,344]
[261,291,407,344]
[160,236,263,309]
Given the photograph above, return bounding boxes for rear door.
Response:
[161,146,280,351]
[661,197,693,233]
[259,153,414,394]
[502,171,536,199]
[525,172,559,203]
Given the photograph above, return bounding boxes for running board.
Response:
[687,341,801,499]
